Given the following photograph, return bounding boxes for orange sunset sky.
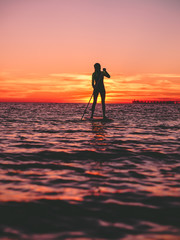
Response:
[0,0,180,103]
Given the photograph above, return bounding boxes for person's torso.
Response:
[93,71,104,88]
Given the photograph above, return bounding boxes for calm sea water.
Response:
[0,103,180,240]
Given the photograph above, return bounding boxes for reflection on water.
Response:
[0,103,180,240]
[90,121,107,151]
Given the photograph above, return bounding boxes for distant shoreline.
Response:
[132,100,180,104]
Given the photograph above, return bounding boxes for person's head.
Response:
[94,63,101,72]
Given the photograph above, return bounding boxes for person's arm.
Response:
[92,73,95,88]
[103,68,110,78]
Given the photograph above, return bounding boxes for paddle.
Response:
[80,92,94,121]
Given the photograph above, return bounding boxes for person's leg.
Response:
[100,89,106,118]
[91,91,98,118]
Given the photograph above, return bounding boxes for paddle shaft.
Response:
[81,92,94,121]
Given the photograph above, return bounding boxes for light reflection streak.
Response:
[90,122,108,151]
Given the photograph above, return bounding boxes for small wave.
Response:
[0,199,180,239]
[33,129,60,133]
[14,144,45,149]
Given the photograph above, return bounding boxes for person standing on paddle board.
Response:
[91,63,110,119]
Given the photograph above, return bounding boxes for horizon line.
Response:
[0,101,131,104]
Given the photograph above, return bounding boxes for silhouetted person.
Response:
[91,63,110,119]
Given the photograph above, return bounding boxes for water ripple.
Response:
[0,103,180,239]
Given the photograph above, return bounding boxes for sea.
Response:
[0,102,180,240]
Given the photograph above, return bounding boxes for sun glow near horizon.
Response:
[0,71,180,103]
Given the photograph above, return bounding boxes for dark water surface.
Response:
[0,103,180,240]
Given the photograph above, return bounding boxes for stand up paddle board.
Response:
[85,117,113,122]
